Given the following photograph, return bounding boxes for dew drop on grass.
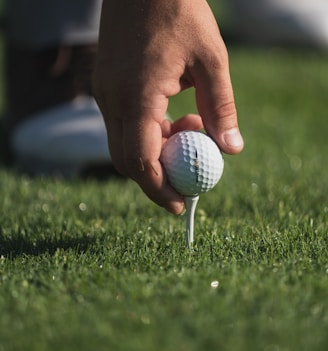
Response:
[211,280,219,288]
[79,202,87,211]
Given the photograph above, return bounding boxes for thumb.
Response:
[192,49,244,154]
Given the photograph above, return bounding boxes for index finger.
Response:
[190,38,244,154]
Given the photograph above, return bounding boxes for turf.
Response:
[1,43,328,351]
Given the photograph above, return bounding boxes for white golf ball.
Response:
[160,130,224,196]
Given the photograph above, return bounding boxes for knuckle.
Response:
[125,156,147,178]
[124,156,158,180]
[214,100,237,120]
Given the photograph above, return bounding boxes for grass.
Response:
[1,42,328,351]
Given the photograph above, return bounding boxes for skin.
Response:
[93,0,244,214]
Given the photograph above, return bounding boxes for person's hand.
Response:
[93,0,244,214]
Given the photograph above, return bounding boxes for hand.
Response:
[93,0,244,214]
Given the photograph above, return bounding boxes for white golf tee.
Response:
[184,195,199,249]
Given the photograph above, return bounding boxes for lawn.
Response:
[1,23,328,351]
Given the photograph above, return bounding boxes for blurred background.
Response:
[0,0,327,177]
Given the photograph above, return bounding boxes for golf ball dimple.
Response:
[160,130,224,196]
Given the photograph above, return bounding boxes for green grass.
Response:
[1,46,328,351]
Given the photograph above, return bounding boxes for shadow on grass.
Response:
[0,231,100,259]
[0,119,123,260]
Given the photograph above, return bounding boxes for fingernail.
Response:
[223,128,244,148]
